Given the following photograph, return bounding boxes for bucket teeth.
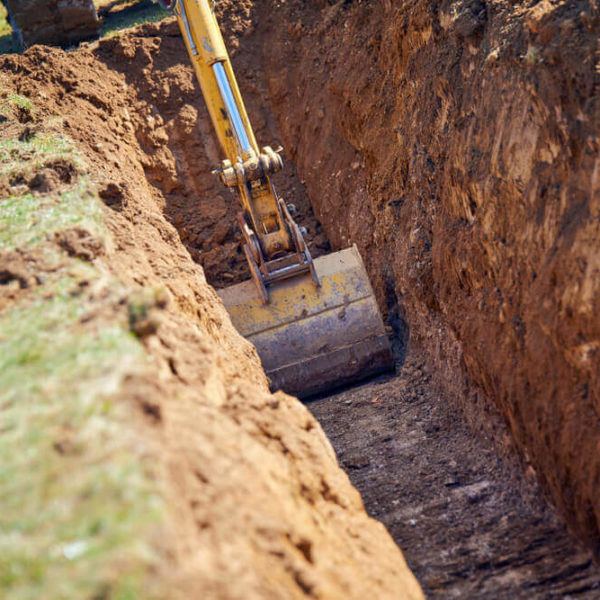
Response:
[218,245,394,398]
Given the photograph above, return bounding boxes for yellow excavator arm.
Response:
[166,0,318,302]
[157,0,393,398]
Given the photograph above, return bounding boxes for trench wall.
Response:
[255,0,600,551]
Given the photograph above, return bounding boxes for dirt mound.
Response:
[0,18,423,599]
[253,0,600,553]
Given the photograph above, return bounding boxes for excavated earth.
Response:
[254,0,600,557]
[4,0,100,48]
[2,0,600,597]
[0,8,424,600]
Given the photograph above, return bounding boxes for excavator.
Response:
[6,0,394,398]
[165,0,393,397]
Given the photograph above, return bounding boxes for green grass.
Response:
[0,129,82,178]
[0,1,170,55]
[99,1,169,39]
[0,180,104,250]
[0,273,163,600]
[0,132,74,168]
[7,93,34,113]
[0,106,166,599]
[0,126,104,250]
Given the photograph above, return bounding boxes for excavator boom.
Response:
[170,0,393,397]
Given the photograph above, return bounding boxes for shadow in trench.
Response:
[307,347,600,599]
[384,263,409,368]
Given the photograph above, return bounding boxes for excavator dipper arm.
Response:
[166,0,394,397]
[172,0,317,301]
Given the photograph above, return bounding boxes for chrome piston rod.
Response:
[212,61,253,158]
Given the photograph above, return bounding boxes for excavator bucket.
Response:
[218,245,394,398]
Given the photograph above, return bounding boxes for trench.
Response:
[172,164,600,595]
[100,17,600,599]
[5,4,599,597]
[98,11,600,599]
[308,366,600,598]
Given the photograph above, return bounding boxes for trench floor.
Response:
[307,352,600,599]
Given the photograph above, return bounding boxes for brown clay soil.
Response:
[2,0,600,596]
[253,0,600,557]
[0,10,424,599]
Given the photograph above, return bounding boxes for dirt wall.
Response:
[0,26,424,600]
[254,0,600,552]
[4,0,99,48]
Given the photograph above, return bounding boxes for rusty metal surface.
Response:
[218,245,394,397]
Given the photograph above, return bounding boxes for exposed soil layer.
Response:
[252,0,600,553]
[4,0,99,48]
[93,14,327,289]
[310,357,600,598]
[0,18,423,600]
